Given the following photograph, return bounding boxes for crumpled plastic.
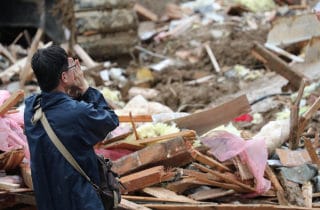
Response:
[0,90,30,160]
[201,130,271,195]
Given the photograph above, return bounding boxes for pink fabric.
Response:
[200,130,270,195]
[95,148,133,161]
[0,90,30,160]
[201,131,246,161]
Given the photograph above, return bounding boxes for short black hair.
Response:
[31,45,68,92]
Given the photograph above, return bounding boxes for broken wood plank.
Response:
[133,3,158,22]
[189,188,235,201]
[119,198,152,210]
[19,28,43,87]
[189,147,230,172]
[276,148,311,167]
[122,195,195,203]
[169,95,251,136]
[302,181,312,208]
[73,44,97,67]
[264,43,304,63]
[120,166,175,193]
[265,165,288,206]
[112,137,192,176]
[0,90,24,116]
[129,112,140,140]
[193,163,255,193]
[204,43,221,73]
[298,95,320,136]
[118,115,153,123]
[166,177,208,194]
[138,130,196,145]
[304,138,320,169]
[289,79,306,149]
[143,203,315,210]
[252,42,307,90]
[142,187,197,203]
[0,44,16,64]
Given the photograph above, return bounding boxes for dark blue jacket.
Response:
[24,87,119,210]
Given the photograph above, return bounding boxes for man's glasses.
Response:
[67,64,76,70]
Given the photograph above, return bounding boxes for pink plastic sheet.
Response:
[0,90,30,160]
[201,130,270,195]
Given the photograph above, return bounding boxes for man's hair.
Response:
[31,45,68,92]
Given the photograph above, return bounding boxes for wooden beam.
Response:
[19,28,43,87]
[143,203,314,210]
[122,195,195,203]
[0,90,24,116]
[298,96,320,136]
[168,95,251,136]
[189,147,231,172]
[166,177,208,194]
[189,188,235,201]
[138,130,196,145]
[265,165,288,206]
[289,79,306,149]
[142,187,197,203]
[118,115,153,123]
[119,198,152,210]
[73,44,97,68]
[304,138,320,169]
[133,3,158,22]
[120,166,175,193]
[193,163,255,192]
[112,137,192,176]
[252,42,307,90]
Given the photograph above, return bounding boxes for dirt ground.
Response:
[131,23,270,113]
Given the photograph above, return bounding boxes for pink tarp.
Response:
[201,130,270,195]
[0,90,30,160]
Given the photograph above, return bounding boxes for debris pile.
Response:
[2,0,320,209]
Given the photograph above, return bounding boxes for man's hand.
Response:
[72,59,89,94]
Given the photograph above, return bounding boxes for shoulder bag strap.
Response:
[32,104,100,190]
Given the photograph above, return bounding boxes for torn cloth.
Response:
[201,130,271,195]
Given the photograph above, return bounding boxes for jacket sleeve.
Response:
[77,87,119,146]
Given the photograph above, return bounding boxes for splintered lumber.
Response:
[166,177,209,194]
[302,181,312,209]
[133,3,158,22]
[74,0,134,11]
[112,137,192,176]
[0,44,16,64]
[0,57,27,84]
[204,43,221,73]
[0,90,24,116]
[169,95,251,136]
[189,188,235,201]
[122,195,195,203]
[119,198,152,210]
[193,163,255,193]
[73,44,97,67]
[189,148,230,172]
[120,166,175,193]
[298,95,320,136]
[142,187,198,203]
[289,79,306,149]
[304,138,320,169]
[265,165,288,206]
[143,203,316,210]
[252,42,306,90]
[276,149,311,167]
[138,130,196,145]
[118,115,153,123]
[19,28,43,87]
[75,10,138,34]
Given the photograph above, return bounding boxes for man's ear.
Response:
[61,72,68,83]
